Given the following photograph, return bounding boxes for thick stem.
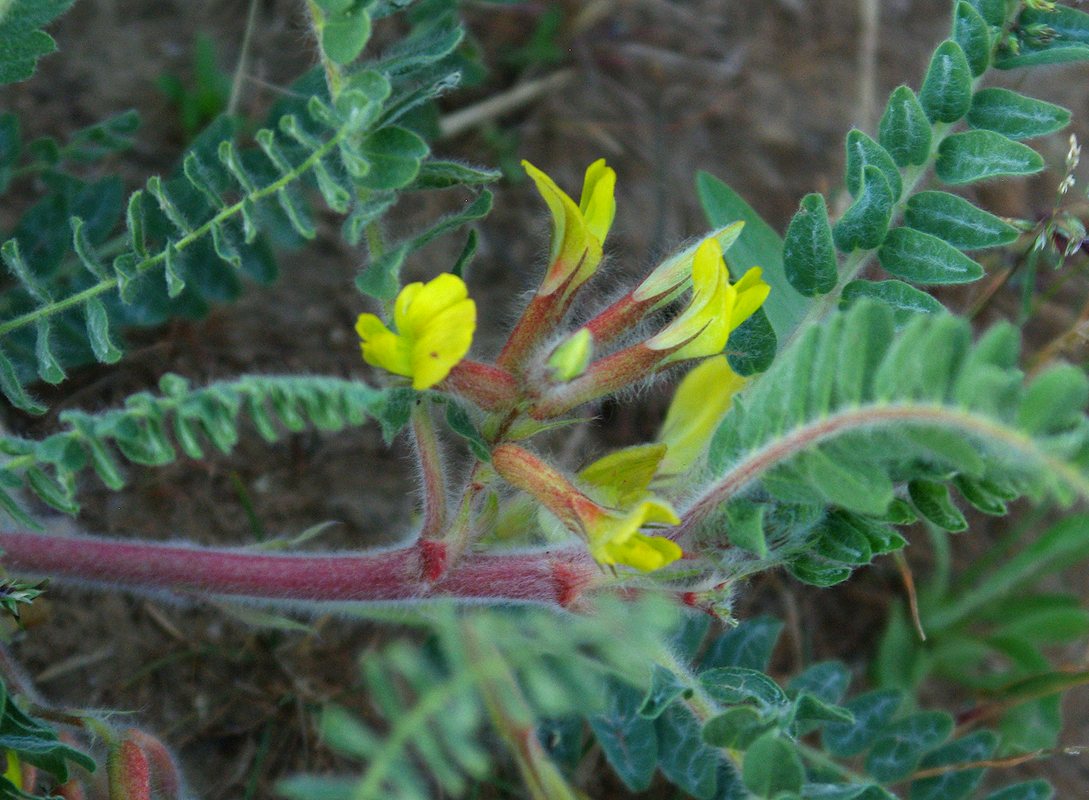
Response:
[0,532,599,607]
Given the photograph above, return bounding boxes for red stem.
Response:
[0,532,599,607]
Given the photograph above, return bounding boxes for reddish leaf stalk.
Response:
[0,531,599,607]
[496,257,585,374]
[441,360,519,411]
[584,291,656,348]
[530,342,664,418]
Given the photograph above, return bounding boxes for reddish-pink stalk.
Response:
[496,257,587,374]
[530,343,664,419]
[0,532,600,607]
[441,360,520,411]
[584,292,655,348]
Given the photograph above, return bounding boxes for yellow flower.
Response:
[586,498,683,572]
[646,238,770,363]
[634,221,745,303]
[355,273,476,390]
[657,357,746,477]
[523,158,616,296]
[580,443,667,508]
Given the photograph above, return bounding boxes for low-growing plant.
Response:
[0,0,1088,798]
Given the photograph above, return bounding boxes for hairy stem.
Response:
[675,402,1089,541]
[0,531,600,607]
[412,401,447,540]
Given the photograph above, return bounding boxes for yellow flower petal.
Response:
[647,238,730,355]
[658,357,746,476]
[399,273,468,332]
[586,498,682,572]
[601,533,684,572]
[522,159,615,295]
[729,267,771,333]
[579,158,617,244]
[645,237,770,363]
[356,313,413,377]
[579,443,667,508]
[356,274,476,390]
[412,296,476,390]
[634,221,745,302]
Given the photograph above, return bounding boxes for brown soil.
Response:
[2,0,1088,797]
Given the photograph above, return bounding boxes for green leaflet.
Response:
[783,193,837,297]
[964,0,1004,27]
[832,166,893,252]
[357,126,430,190]
[701,706,767,749]
[936,130,1044,184]
[953,1,991,76]
[877,227,983,285]
[840,280,944,327]
[321,4,372,65]
[909,479,968,532]
[967,88,1071,141]
[908,731,996,800]
[589,683,658,792]
[822,689,903,758]
[845,130,902,201]
[904,191,1018,250]
[865,711,954,782]
[726,308,777,376]
[879,85,932,168]
[918,40,973,123]
[742,733,804,798]
[724,501,767,557]
[0,0,76,85]
[656,705,719,799]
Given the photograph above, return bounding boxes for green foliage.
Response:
[585,616,1037,800]
[0,2,494,416]
[0,0,74,85]
[876,515,1089,753]
[280,597,679,800]
[704,300,1089,584]
[877,227,983,284]
[878,86,932,168]
[0,675,95,799]
[935,131,1045,184]
[783,193,838,297]
[833,166,894,253]
[156,32,231,139]
[0,373,391,523]
[903,191,1018,250]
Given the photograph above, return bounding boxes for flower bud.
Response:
[547,329,593,382]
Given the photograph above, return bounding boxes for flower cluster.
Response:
[354,160,769,574]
